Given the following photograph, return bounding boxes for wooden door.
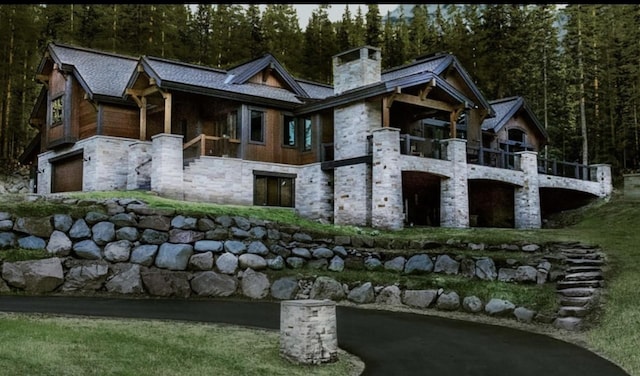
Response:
[52,153,83,193]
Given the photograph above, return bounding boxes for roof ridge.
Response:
[51,42,138,61]
[382,52,451,75]
[143,55,228,74]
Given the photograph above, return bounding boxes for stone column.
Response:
[591,164,612,198]
[127,141,153,190]
[514,151,541,229]
[280,300,338,365]
[371,127,403,230]
[36,152,53,195]
[151,133,184,200]
[333,101,378,227]
[440,138,469,228]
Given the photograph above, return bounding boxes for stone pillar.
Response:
[514,151,541,229]
[440,138,469,228]
[36,152,53,195]
[127,141,153,190]
[151,133,184,200]
[280,300,338,365]
[333,101,379,227]
[371,127,403,230]
[591,164,612,198]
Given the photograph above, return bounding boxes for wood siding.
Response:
[102,105,139,139]
[248,71,285,88]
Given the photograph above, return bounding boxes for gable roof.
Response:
[383,52,495,117]
[298,51,495,116]
[126,54,332,109]
[482,96,549,139]
[226,54,308,97]
[39,43,138,102]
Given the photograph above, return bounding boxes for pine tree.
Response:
[261,4,304,75]
[303,5,336,83]
[365,4,382,48]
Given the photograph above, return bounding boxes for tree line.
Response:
[0,4,638,179]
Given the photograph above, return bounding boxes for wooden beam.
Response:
[140,96,147,140]
[126,86,161,98]
[419,78,436,100]
[382,97,390,127]
[449,107,465,139]
[162,91,172,134]
[392,93,455,112]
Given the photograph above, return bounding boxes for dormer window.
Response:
[51,95,64,126]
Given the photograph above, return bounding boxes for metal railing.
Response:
[538,158,592,181]
[467,145,518,170]
[399,134,446,160]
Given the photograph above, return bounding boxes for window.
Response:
[303,117,312,151]
[283,114,296,147]
[51,95,63,125]
[254,172,295,207]
[250,109,264,143]
[227,110,239,139]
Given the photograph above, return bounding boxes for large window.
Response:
[51,95,64,126]
[283,114,296,147]
[250,109,265,143]
[253,172,295,207]
[303,117,312,151]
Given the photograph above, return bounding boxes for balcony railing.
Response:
[183,134,240,160]
[538,158,593,181]
[399,134,446,160]
[319,134,594,182]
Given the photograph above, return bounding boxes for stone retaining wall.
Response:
[0,196,604,331]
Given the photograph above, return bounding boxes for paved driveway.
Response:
[0,296,629,376]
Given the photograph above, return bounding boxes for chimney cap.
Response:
[333,45,381,59]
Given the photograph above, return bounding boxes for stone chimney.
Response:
[332,46,381,95]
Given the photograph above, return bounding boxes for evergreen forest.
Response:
[1,4,639,182]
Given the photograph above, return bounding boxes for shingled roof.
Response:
[482,96,549,139]
[40,43,138,101]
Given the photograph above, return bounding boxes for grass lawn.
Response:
[0,313,362,376]
[1,190,639,375]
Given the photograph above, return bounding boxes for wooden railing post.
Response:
[200,134,206,156]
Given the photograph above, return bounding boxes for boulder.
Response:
[402,289,437,309]
[141,268,191,298]
[376,285,402,305]
[433,254,459,275]
[241,268,270,299]
[216,252,238,274]
[46,230,72,256]
[104,240,132,263]
[105,264,144,294]
[270,277,299,300]
[13,216,53,238]
[309,276,345,301]
[130,245,158,266]
[485,298,516,316]
[189,252,214,271]
[238,253,267,270]
[62,261,109,291]
[347,282,375,304]
[436,291,461,311]
[155,243,193,271]
[190,271,237,297]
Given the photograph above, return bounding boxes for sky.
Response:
[291,4,400,29]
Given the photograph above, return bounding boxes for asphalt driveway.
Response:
[0,296,629,376]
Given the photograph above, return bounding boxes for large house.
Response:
[21,43,612,230]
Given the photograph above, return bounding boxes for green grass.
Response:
[0,248,50,262]
[2,190,639,374]
[555,196,640,376]
[0,313,361,376]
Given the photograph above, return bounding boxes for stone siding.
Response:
[151,134,184,200]
[37,136,137,195]
[183,157,333,222]
[371,128,403,230]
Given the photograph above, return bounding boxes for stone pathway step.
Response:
[566,266,603,273]
[556,287,598,297]
[564,271,603,281]
[557,280,602,289]
[558,306,590,317]
[564,259,605,266]
[559,296,594,307]
[562,253,603,260]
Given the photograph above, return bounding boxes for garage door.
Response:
[52,153,83,193]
